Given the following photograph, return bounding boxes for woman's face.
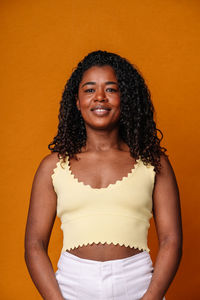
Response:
[76,65,121,130]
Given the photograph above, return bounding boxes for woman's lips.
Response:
[91,108,111,116]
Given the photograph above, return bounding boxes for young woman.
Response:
[25,50,182,300]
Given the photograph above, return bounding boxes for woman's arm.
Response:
[24,153,64,300]
[142,154,183,300]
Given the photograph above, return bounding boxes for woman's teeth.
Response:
[92,108,110,116]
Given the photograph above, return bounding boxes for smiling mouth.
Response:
[91,108,111,116]
[91,106,111,111]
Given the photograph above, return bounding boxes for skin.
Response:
[24,65,182,300]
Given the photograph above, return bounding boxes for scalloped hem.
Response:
[51,161,60,180]
[62,241,150,253]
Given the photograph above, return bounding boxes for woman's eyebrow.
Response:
[105,81,118,86]
[81,81,118,88]
[81,81,95,88]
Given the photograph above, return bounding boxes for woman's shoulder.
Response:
[156,153,176,179]
[41,152,60,164]
[36,152,61,177]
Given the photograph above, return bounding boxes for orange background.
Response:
[1,0,199,299]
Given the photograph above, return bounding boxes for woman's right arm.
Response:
[24,153,64,300]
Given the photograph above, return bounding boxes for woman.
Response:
[24,50,182,300]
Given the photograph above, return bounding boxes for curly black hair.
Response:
[48,50,168,173]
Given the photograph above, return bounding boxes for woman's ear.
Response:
[76,96,80,111]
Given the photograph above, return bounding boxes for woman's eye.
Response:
[84,87,118,93]
[106,88,117,92]
[85,88,95,93]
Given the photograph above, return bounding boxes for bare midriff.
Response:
[66,242,143,261]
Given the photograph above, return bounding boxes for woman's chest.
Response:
[67,154,139,189]
[53,158,155,220]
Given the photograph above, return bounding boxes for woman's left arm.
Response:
[142,154,183,300]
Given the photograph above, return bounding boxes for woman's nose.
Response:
[95,88,106,101]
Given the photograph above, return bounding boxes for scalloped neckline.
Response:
[66,155,141,191]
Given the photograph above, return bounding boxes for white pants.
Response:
[55,250,166,300]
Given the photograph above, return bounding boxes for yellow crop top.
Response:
[51,155,156,254]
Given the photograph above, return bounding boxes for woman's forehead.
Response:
[81,65,117,82]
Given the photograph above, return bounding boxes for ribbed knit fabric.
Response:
[51,155,156,254]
